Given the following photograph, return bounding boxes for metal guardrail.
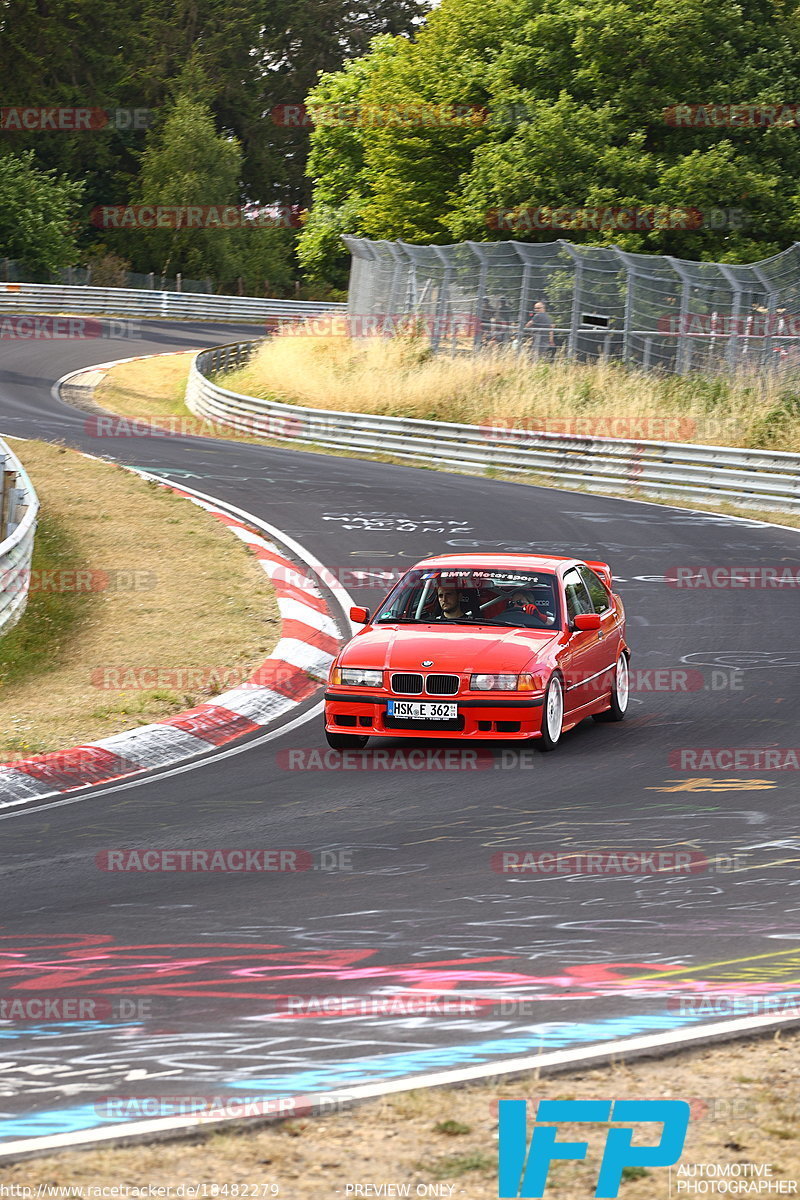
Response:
[0,439,39,636]
[0,282,346,323]
[186,341,800,512]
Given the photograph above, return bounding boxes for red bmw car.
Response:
[324,553,629,752]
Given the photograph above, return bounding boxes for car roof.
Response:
[412,553,580,572]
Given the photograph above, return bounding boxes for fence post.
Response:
[384,241,407,335]
[468,242,489,350]
[512,245,534,350]
[430,246,453,354]
[0,453,6,538]
[557,240,584,358]
[0,468,16,540]
[751,265,778,369]
[611,246,634,365]
[717,263,743,369]
[666,256,692,374]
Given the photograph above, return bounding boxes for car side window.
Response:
[563,570,594,621]
[577,566,610,614]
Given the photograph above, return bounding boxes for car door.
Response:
[577,563,621,704]
[561,568,601,713]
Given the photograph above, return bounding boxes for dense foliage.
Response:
[300,0,800,281]
[0,0,425,286]
[3,0,799,288]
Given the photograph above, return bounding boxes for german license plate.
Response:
[387,701,458,720]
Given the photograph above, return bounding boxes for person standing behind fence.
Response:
[526,300,555,355]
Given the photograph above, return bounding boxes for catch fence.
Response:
[343,237,800,374]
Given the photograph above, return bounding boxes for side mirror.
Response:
[573,612,601,631]
[350,605,370,624]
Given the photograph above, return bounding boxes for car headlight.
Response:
[470,673,536,691]
[340,667,383,687]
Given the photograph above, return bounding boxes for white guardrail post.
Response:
[0,439,39,637]
[186,340,800,512]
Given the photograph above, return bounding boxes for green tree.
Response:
[250,0,430,205]
[301,0,800,264]
[0,0,150,214]
[108,74,296,292]
[0,0,428,229]
[298,40,403,283]
[0,152,83,272]
[448,0,796,258]
[116,85,243,282]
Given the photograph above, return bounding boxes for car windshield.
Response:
[373,567,561,629]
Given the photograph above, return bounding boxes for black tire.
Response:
[536,673,564,752]
[325,729,370,749]
[593,652,629,723]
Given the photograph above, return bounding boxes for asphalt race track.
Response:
[1,320,799,1150]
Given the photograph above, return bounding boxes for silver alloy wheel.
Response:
[615,654,629,712]
[546,675,563,742]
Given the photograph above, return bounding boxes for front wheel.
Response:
[536,674,563,751]
[593,652,629,722]
[325,729,370,749]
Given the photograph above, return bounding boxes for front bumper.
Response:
[324,689,545,740]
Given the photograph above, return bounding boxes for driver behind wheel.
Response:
[507,589,555,625]
[435,584,481,620]
[436,584,466,620]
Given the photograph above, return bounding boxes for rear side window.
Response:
[563,569,594,620]
[578,565,611,613]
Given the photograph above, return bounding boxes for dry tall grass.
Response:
[221,330,800,451]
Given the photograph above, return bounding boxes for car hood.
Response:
[340,624,560,673]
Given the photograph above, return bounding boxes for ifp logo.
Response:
[498,1099,690,1197]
